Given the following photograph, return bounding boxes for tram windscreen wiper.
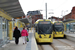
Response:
[38,24,53,34]
[54,26,64,31]
[39,30,44,34]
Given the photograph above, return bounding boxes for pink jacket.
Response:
[21,29,28,36]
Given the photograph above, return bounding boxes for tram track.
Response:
[38,44,59,50]
[56,39,75,49]
[53,39,75,50]
[38,44,54,50]
[37,39,75,50]
[51,44,58,50]
[38,45,43,50]
[56,39,71,46]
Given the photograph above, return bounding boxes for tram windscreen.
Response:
[54,23,64,31]
[38,21,53,34]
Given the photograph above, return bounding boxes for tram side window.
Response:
[35,24,38,32]
[35,27,38,32]
[52,25,54,31]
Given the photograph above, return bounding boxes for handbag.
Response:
[26,36,29,42]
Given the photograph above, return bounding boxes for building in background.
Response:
[27,10,43,24]
[63,6,75,20]
[48,6,75,22]
[62,6,75,32]
[48,16,63,22]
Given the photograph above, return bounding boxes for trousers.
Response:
[22,36,27,43]
[15,37,19,44]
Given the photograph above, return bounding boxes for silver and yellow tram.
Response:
[53,21,64,38]
[35,19,53,43]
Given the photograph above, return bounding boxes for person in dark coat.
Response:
[13,27,21,45]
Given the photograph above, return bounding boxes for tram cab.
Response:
[53,21,64,38]
[35,19,53,43]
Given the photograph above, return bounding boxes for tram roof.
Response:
[0,0,25,18]
[35,19,52,24]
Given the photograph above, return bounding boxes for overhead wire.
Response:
[54,0,69,10]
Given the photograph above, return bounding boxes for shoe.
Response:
[23,43,24,45]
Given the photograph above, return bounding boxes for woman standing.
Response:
[21,27,28,44]
[13,27,21,45]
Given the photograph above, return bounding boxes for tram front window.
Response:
[38,24,52,34]
[54,25,64,32]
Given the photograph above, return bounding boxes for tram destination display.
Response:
[39,21,50,24]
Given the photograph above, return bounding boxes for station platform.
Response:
[0,28,38,50]
[64,32,75,42]
[64,32,75,37]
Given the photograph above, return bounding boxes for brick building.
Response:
[31,14,43,24]
[63,6,75,20]
[27,10,43,24]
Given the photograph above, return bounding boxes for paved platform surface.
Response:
[0,28,38,50]
[0,37,27,50]
[64,32,75,37]
[64,32,75,42]
[25,28,38,50]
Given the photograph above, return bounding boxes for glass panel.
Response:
[4,20,7,40]
[66,23,70,32]
[54,25,64,31]
[38,24,53,34]
[54,26,64,31]
[39,21,50,24]
[0,17,2,39]
[54,23,63,26]
[2,18,5,40]
[0,17,1,29]
[70,23,75,32]
[2,18,7,41]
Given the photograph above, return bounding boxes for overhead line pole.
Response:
[45,3,47,19]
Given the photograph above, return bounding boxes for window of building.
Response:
[39,15,42,18]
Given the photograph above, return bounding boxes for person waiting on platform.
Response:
[21,27,28,44]
[13,27,21,45]
[27,27,29,32]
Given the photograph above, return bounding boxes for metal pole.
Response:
[64,11,65,21]
[58,17,59,21]
[45,3,47,19]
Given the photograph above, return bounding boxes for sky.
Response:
[19,0,75,19]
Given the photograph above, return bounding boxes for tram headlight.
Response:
[49,35,51,38]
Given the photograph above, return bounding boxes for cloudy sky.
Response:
[19,0,75,19]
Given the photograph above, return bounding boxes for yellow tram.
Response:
[35,19,53,43]
[53,21,64,38]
